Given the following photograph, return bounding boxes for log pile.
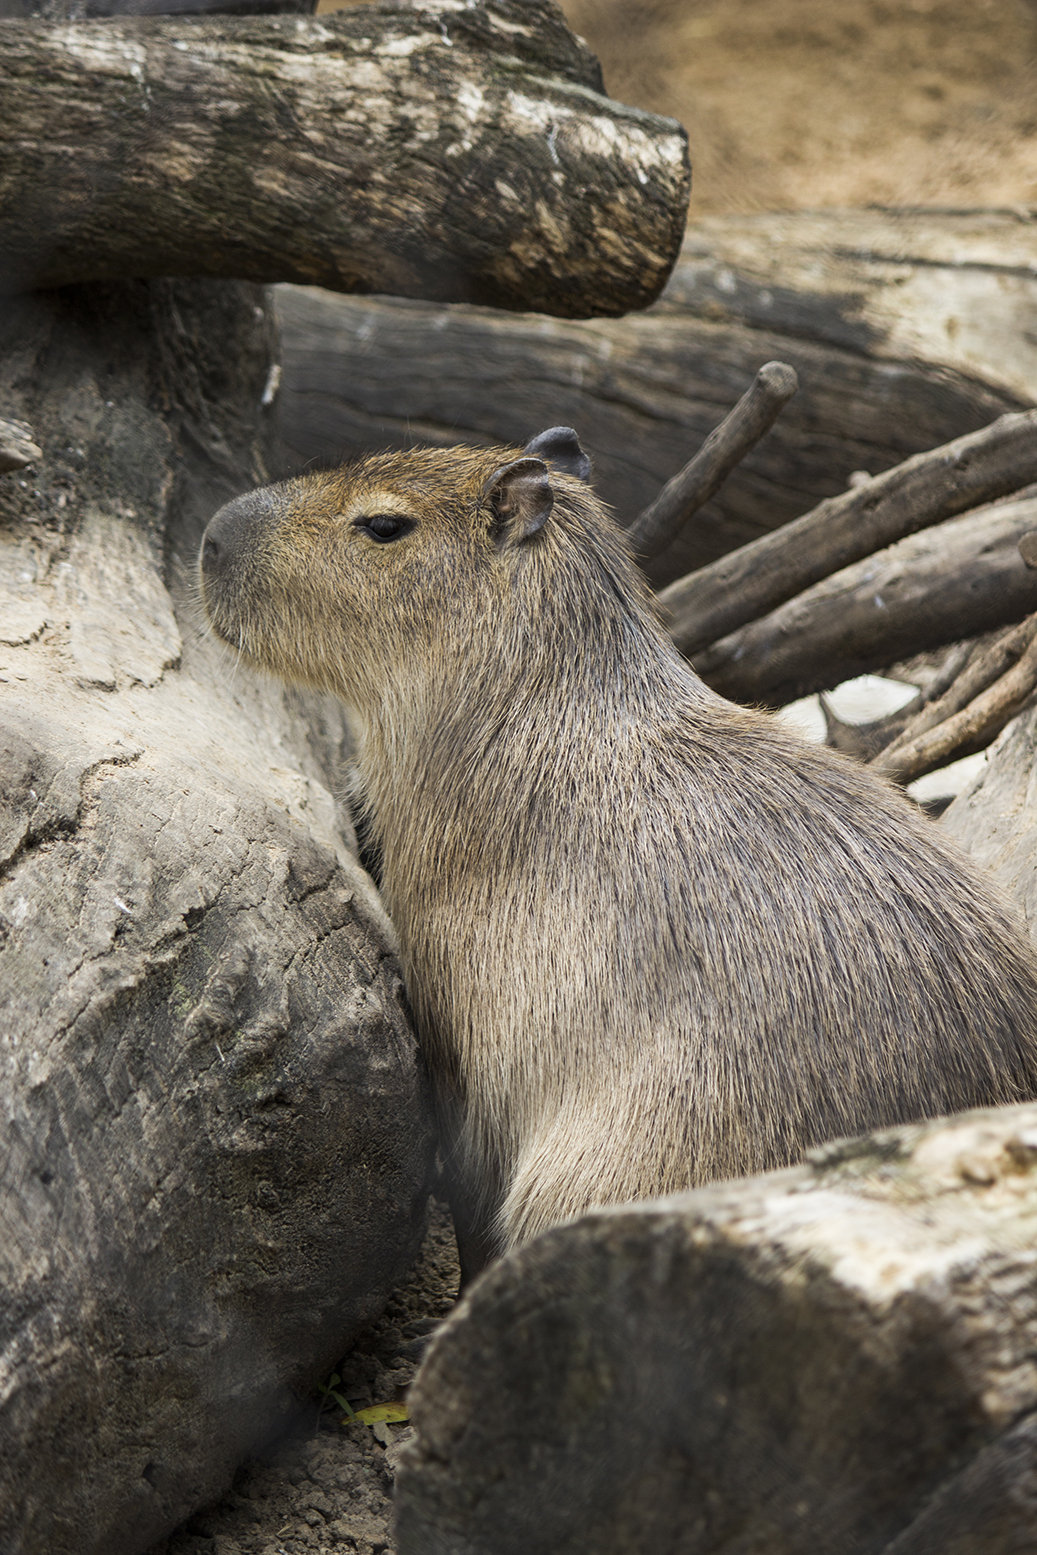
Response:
[642,390,1037,785]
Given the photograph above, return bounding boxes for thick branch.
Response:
[625,361,798,564]
[0,3,690,315]
[692,492,1037,707]
[659,410,1037,658]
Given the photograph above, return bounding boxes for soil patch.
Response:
[144,1202,459,1555]
[562,0,1037,213]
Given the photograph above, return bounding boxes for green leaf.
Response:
[354,1402,410,1425]
[317,1372,355,1419]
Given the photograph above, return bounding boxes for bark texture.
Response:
[274,206,1037,578]
[946,700,1037,938]
[0,281,436,1555]
[0,1,689,317]
[396,1102,1037,1555]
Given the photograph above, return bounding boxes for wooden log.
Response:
[691,492,1037,708]
[660,410,1037,659]
[396,1102,1037,1555]
[273,207,1037,577]
[0,2,689,317]
[0,280,435,1555]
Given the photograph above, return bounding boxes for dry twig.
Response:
[870,614,1037,785]
[625,361,798,564]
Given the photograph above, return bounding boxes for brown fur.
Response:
[200,437,1037,1272]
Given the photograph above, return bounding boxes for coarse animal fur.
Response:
[199,429,1037,1277]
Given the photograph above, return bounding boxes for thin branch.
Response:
[625,361,798,564]
[812,640,979,764]
[0,417,40,474]
[870,613,1037,786]
[879,618,1036,760]
[660,409,1037,658]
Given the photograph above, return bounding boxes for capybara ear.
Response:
[523,426,591,483]
[484,456,554,545]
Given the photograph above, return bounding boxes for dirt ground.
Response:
[562,0,1037,213]
[145,1203,459,1555]
[146,3,1037,1552]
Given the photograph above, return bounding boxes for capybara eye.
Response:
[355,513,412,542]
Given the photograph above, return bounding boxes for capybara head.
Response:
[199,427,633,721]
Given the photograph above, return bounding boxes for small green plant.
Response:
[317,1372,355,1421]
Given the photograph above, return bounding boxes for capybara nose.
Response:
[200,487,279,583]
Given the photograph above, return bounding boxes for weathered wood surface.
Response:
[688,491,1037,707]
[0,281,435,1555]
[0,1,689,316]
[274,207,1037,579]
[396,1103,1037,1555]
[947,699,1037,936]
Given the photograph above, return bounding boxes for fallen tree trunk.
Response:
[0,1,689,316]
[274,206,1037,576]
[690,491,1037,707]
[396,1101,1037,1555]
[0,281,436,1555]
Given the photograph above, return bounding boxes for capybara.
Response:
[200,427,1037,1277]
